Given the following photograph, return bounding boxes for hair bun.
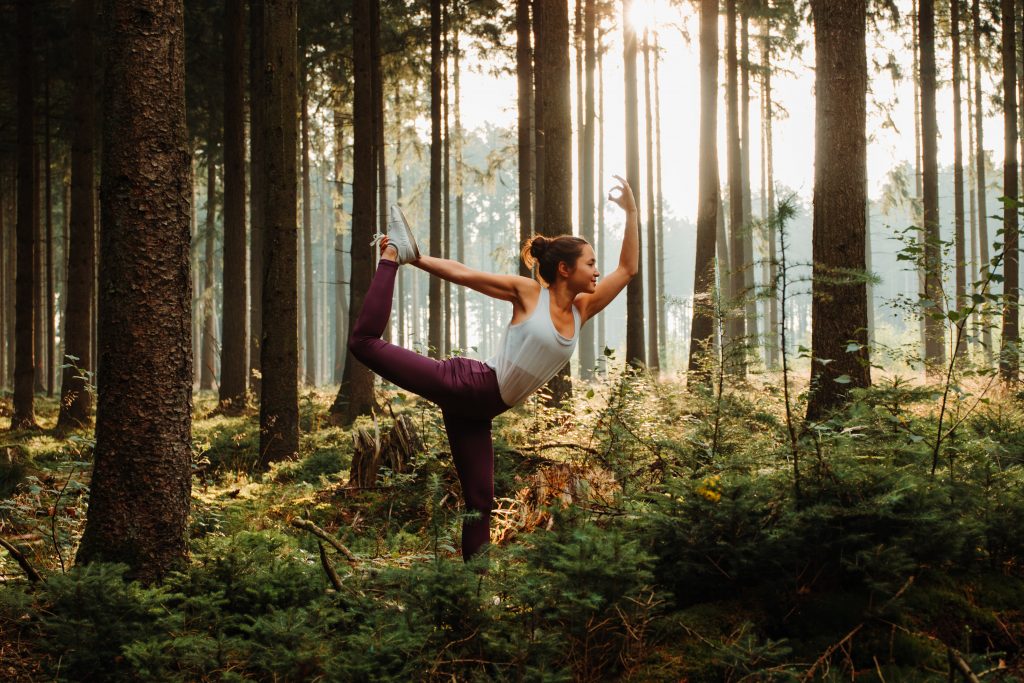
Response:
[529,235,549,259]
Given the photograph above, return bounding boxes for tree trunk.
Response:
[517,0,534,279]
[537,0,574,403]
[34,143,45,395]
[973,0,992,360]
[654,29,667,371]
[75,0,192,582]
[741,11,758,362]
[967,41,980,348]
[44,60,54,398]
[442,9,451,356]
[201,152,217,391]
[330,0,377,424]
[597,45,606,373]
[621,0,645,369]
[429,0,443,359]
[913,0,927,357]
[952,0,967,358]
[642,29,659,373]
[258,0,299,463]
[999,0,1019,382]
[532,0,545,242]
[687,0,719,385]
[454,18,467,355]
[726,0,746,376]
[920,0,947,371]
[219,0,247,407]
[764,16,779,370]
[333,105,348,384]
[806,0,871,420]
[249,0,265,394]
[581,0,596,378]
[301,51,316,386]
[12,0,36,430]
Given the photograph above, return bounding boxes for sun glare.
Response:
[627,0,661,35]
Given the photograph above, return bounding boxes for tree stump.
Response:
[347,414,424,489]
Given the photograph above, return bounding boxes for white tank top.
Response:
[485,286,582,407]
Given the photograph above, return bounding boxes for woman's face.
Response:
[565,244,599,294]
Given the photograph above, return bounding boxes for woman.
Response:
[348,175,638,564]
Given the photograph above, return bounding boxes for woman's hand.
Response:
[607,175,638,214]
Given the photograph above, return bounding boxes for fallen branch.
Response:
[290,518,358,565]
[802,623,863,682]
[317,541,343,591]
[948,648,982,683]
[516,442,600,456]
[0,536,42,583]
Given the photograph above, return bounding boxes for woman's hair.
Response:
[521,234,589,285]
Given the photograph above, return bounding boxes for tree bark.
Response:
[219,0,247,407]
[454,17,467,355]
[952,0,967,358]
[258,0,299,463]
[330,0,377,424]
[654,29,667,372]
[764,15,779,370]
[517,0,534,279]
[687,0,720,385]
[642,29,659,373]
[537,0,574,402]
[12,0,36,430]
[249,0,265,394]
[429,0,443,358]
[806,0,871,420]
[726,0,747,376]
[920,0,947,371]
[597,44,606,373]
[999,0,1019,382]
[972,0,992,360]
[44,59,54,398]
[741,11,758,361]
[301,48,316,386]
[333,105,348,384]
[34,143,44,396]
[75,0,192,582]
[621,0,645,369]
[581,0,596,378]
[201,151,217,391]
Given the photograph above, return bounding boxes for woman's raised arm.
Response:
[574,175,639,324]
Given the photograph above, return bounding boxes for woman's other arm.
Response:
[575,175,639,323]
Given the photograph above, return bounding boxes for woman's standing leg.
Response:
[442,410,496,563]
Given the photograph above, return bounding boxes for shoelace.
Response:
[369,231,387,248]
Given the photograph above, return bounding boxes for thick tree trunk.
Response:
[301,54,316,386]
[516,0,534,279]
[258,0,299,463]
[331,0,377,424]
[429,0,443,358]
[12,0,36,430]
[581,0,596,378]
[952,0,967,358]
[621,0,645,369]
[726,0,746,376]
[75,0,192,582]
[999,0,1019,382]
[806,0,871,420]
[973,0,992,359]
[920,0,947,371]
[536,0,574,402]
[249,0,265,394]
[642,29,659,373]
[687,0,719,384]
[201,153,217,391]
[220,0,247,407]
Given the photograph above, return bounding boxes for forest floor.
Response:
[1,367,1024,681]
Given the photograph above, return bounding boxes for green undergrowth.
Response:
[1,371,1023,681]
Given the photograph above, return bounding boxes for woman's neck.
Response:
[548,281,576,312]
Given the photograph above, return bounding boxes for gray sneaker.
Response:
[369,205,421,265]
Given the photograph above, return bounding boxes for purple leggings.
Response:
[348,259,510,562]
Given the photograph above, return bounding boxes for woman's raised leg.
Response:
[348,259,454,404]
